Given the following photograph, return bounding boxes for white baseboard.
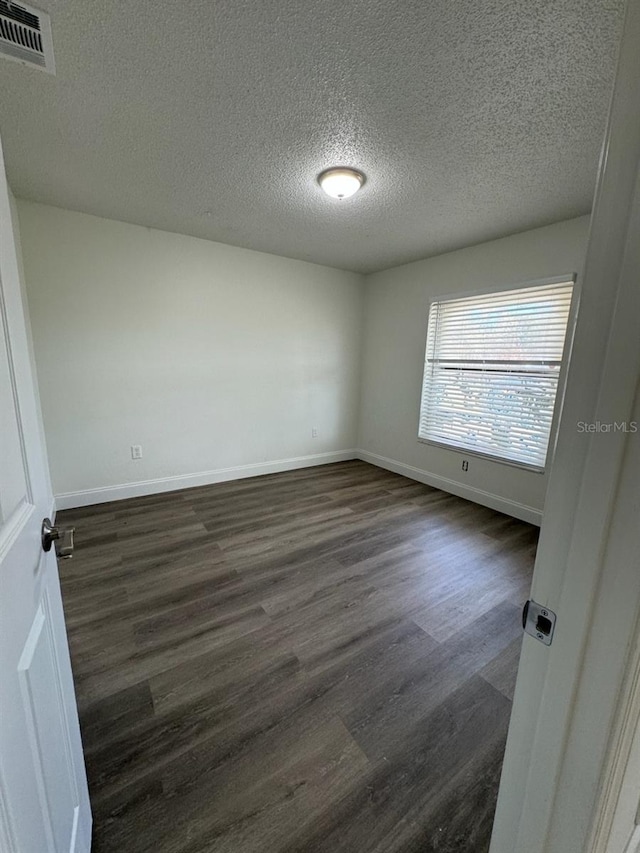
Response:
[55,447,542,524]
[356,449,542,526]
[55,450,358,510]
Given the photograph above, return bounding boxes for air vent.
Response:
[0,1,54,73]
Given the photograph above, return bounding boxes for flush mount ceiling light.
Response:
[317,167,365,199]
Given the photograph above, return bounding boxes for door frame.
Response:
[490,0,640,850]
[587,391,640,852]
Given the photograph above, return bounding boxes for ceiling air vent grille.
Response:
[0,1,54,73]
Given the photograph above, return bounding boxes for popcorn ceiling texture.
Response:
[0,0,625,273]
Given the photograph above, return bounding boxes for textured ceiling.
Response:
[0,0,625,273]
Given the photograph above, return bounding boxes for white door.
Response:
[0,135,91,850]
[490,0,640,849]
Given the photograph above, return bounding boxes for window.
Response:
[418,279,575,471]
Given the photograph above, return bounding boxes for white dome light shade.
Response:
[318,167,365,199]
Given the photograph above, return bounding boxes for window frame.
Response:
[417,273,580,473]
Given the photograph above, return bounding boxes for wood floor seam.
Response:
[58,460,537,853]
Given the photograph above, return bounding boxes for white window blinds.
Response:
[418,280,575,470]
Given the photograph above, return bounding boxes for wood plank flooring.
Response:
[57,460,538,853]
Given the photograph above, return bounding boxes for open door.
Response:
[491,1,640,850]
[0,135,91,850]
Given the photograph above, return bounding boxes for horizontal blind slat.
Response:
[419,281,574,468]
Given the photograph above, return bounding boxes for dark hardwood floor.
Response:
[57,460,537,853]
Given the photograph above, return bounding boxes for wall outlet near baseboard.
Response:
[131,445,143,460]
[312,428,318,438]
[462,459,469,472]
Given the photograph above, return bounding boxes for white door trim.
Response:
[0,788,18,853]
[624,826,640,853]
[590,609,640,852]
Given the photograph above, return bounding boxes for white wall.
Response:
[17,201,590,518]
[358,216,591,523]
[8,190,53,507]
[17,201,364,507]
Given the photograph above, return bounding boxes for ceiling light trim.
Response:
[317,167,366,200]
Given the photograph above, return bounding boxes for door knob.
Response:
[41,518,75,559]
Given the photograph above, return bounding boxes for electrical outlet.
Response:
[311,428,318,438]
[131,445,143,460]
[462,459,469,472]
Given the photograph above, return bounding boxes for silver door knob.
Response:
[41,518,75,559]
